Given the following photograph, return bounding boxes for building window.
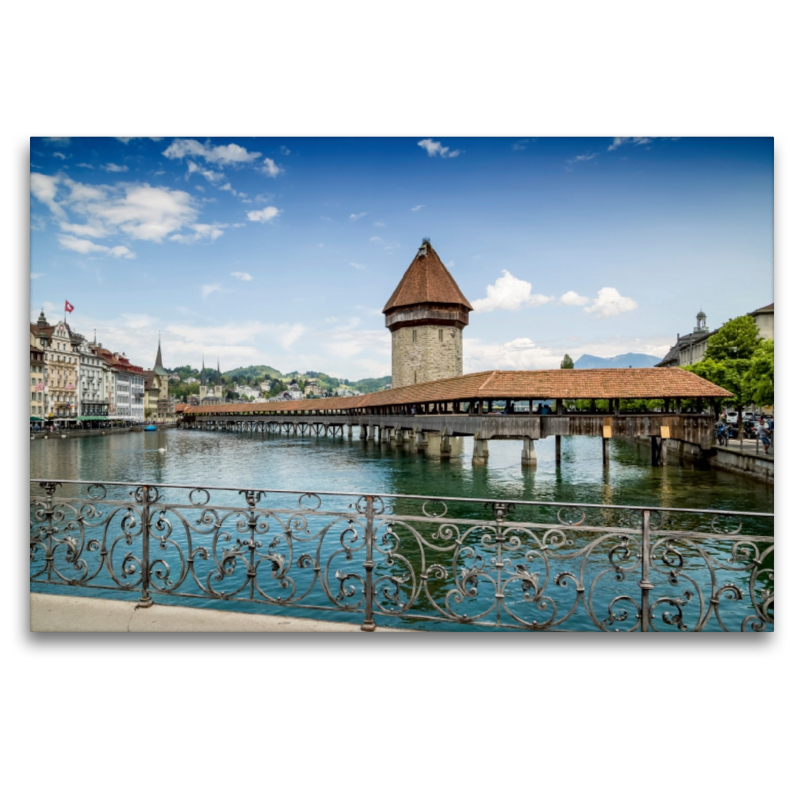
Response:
[412,329,417,343]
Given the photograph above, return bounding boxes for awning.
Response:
[30,416,44,421]
[77,416,111,421]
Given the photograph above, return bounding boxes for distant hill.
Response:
[574,353,661,369]
[223,365,283,381]
[218,365,391,393]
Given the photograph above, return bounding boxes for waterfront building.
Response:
[657,303,775,368]
[108,352,144,420]
[751,302,774,340]
[384,239,472,389]
[31,312,79,420]
[143,336,172,421]
[92,343,118,415]
[30,330,45,420]
[76,334,108,417]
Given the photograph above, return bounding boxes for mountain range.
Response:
[574,353,662,369]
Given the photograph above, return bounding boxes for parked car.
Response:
[725,411,739,424]
[728,420,758,440]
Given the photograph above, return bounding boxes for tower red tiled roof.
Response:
[383,241,473,314]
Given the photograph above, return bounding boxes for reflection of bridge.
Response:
[178,368,732,468]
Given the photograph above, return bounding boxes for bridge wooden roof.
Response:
[382,242,473,314]
[181,368,731,415]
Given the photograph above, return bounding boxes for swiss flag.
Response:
[65,300,74,314]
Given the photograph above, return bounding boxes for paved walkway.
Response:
[30,593,408,633]
[716,438,774,460]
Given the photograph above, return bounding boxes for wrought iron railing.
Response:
[30,480,774,632]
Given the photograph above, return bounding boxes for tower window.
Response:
[412,329,417,343]
[439,329,443,342]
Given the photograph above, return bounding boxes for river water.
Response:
[30,429,774,631]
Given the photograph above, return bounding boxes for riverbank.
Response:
[30,593,407,633]
[628,435,774,484]
[31,423,176,440]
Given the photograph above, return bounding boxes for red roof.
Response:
[383,241,473,314]
[183,368,731,416]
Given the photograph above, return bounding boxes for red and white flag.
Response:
[65,300,74,314]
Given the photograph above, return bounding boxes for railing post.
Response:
[639,510,652,631]
[136,484,154,609]
[361,495,377,632]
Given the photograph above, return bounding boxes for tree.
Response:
[683,315,764,437]
[705,315,760,361]
[746,339,774,407]
[560,354,574,369]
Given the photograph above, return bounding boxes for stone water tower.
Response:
[383,239,472,388]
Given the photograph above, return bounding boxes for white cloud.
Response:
[280,145,291,155]
[370,236,382,242]
[559,291,589,306]
[162,139,262,166]
[30,173,65,218]
[608,137,652,151]
[350,262,367,270]
[219,183,248,199]
[201,284,221,299]
[103,163,129,173]
[418,139,461,158]
[169,223,227,244]
[472,270,554,313]
[583,287,638,318]
[349,212,368,221]
[373,221,385,227]
[59,221,109,238]
[187,161,224,184]
[231,271,252,281]
[30,272,44,279]
[76,163,95,169]
[512,138,534,151]
[53,152,67,160]
[261,158,284,178]
[464,337,561,372]
[58,235,135,258]
[446,260,455,267]
[246,206,281,223]
[567,153,597,164]
[411,204,424,211]
[279,324,305,350]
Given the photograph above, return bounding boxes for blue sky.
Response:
[30,136,773,379]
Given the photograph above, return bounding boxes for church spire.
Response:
[153,331,168,375]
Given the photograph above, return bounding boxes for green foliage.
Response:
[746,339,774,407]
[223,365,282,382]
[684,359,752,411]
[560,354,574,369]
[705,316,760,361]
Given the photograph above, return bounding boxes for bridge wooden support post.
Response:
[415,430,426,451]
[440,433,452,460]
[394,428,404,446]
[472,437,489,466]
[602,437,610,466]
[347,424,353,438]
[359,424,367,440]
[650,435,662,467]
[381,426,391,443]
[555,435,562,465]
[521,437,537,467]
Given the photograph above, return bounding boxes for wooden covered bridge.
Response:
[176,368,732,467]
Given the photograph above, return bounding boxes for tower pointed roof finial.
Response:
[154,331,168,375]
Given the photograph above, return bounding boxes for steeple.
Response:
[153,332,168,376]
[37,309,48,328]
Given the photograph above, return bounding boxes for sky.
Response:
[29,136,773,379]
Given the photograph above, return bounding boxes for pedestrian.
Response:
[755,420,770,455]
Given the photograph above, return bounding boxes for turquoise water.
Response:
[30,429,774,631]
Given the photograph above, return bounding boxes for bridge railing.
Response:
[30,480,773,632]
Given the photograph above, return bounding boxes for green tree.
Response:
[684,315,764,437]
[560,354,574,369]
[746,339,774,407]
[705,315,760,361]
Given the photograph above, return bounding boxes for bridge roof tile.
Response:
[182,368,731,416]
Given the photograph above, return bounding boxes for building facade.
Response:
[30,331,45,420]
[31,313,79,420]
[77,335,108,417]
[383,240,472,389]
[144,337,172,420]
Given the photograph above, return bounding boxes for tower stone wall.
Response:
[384,240,472,389]
[391,324,463,387]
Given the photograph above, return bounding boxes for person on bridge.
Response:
[755,420,770,455]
